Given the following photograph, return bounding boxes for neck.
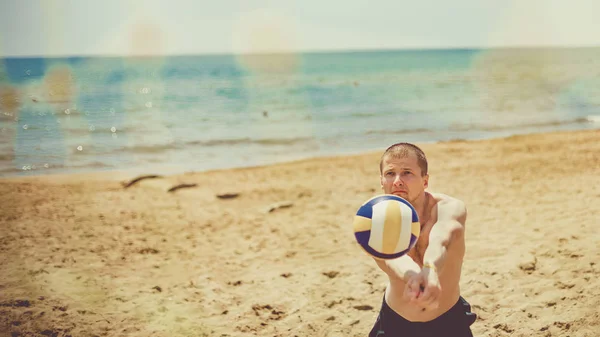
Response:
[411,192,430,226]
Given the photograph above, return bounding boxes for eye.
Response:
[385,171,394,177]
[402,171,412,175]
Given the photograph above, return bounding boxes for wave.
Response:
[586,115,600,123]
[0,160,113,175]
[61,125,134,136]
[361,116,598,137]
[64,141,183,155]
[90,135,318,156]
[365,127,432,135]
[349,112,381,118]
[448,116,595,132]
[116,142,181,154]
[187,136,315,147]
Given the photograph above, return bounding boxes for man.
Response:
[369,142,476,337]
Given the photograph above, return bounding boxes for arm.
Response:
[406,195,467,309]
[374,254,421,282]
[422,195,467,274]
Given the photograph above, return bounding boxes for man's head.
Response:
[379,143,429,203]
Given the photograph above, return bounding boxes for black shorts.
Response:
[368,296,477,337]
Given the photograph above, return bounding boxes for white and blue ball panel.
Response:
[353,195,420,260]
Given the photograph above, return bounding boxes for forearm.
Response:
[375,255,421,281]
[422,220,464,274]
[422,240,449,274]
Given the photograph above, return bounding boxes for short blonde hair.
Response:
[379,143,428,176]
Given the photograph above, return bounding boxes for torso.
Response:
[384,192,464,322]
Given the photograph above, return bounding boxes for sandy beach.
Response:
[1,129,599,337]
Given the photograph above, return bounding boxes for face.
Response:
[380,153,428,204]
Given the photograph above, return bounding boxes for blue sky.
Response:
[1,0,599,57]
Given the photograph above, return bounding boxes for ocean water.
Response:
[1,47,599,177]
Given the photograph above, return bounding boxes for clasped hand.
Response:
[403,267,441,311]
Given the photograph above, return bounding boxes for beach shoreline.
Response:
[2,125,598,181]
[1,128,599,337]
[3,47,600,181]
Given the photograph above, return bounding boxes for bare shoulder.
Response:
[428,192,467,224]
[429,192,464,204]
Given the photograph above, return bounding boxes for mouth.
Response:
[392,191,407,195]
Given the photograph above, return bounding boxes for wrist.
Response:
[381,255,422,281]
[402,268,420,281]
[422,262,437,273]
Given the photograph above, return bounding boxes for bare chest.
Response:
[406,218,435,266]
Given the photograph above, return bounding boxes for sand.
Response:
[1,129,599,337]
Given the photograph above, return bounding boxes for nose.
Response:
[393,175,404,186]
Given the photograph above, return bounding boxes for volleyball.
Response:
[353,194,420,260]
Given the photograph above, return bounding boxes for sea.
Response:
[1,47,599,177]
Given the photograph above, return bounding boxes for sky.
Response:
[1,0,599,57]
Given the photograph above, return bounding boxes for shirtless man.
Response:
[369,143,476,336]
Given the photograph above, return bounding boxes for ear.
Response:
[379,175,384,189]
[423,174,429,189]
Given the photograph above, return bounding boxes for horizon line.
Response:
[2,43,600,59]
